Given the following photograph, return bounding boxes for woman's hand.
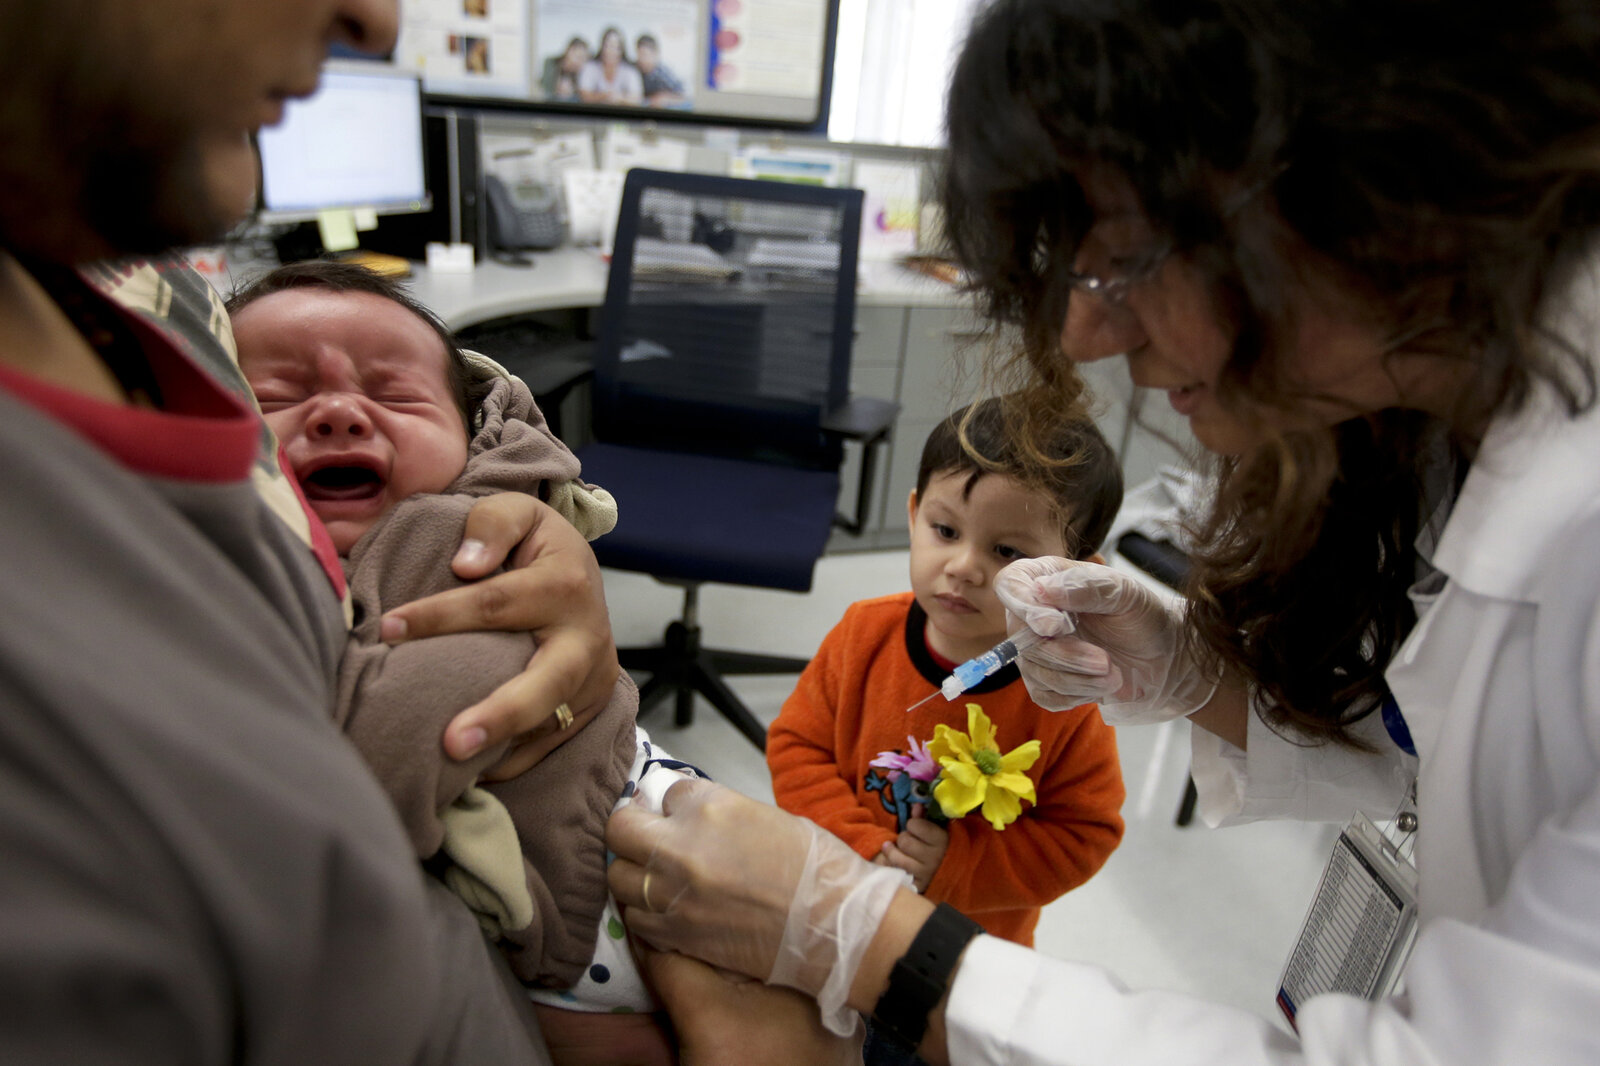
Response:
[993,557,1215,723]
[606,779,911,1036]
[378,493,620,774]
[642,951,862,1066]
[607,781,819,986]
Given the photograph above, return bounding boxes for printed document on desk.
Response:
[631,238,736,281]
[747,238,841,269]
[746,238,842,287]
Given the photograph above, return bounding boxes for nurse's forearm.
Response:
[1186,674,1250,750]
[846,889,959,1066]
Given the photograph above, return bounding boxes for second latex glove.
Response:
[606,779,910,1037]
[993,556,1216,723]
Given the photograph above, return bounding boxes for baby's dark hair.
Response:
[916,395,1122,560]
[225,259,481,430]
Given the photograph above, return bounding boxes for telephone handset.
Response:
[485,174,566,266]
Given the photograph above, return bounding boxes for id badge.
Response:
[1276,811,1418,1029]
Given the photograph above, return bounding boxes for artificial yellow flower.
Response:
[928,703,1041,830]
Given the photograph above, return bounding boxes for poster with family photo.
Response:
[536,0,697,109]
[393,0,529,99]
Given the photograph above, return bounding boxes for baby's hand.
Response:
[877,811,949,893]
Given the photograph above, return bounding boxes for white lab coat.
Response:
[945,252,1600,1065]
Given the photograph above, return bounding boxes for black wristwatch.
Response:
[871,902,983,1051]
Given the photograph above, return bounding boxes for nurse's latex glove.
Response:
[607,779,910,1037]
[993,556,1215,723]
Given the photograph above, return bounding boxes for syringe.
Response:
[906,627,1048,712]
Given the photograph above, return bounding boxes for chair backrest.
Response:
[592,169,864,470]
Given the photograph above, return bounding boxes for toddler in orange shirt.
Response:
[767,393,1127,951]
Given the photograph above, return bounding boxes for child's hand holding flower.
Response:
[877,811,949,892]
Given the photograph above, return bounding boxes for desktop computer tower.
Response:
[361,109,487,261]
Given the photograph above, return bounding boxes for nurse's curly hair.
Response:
[942,0,1600,744]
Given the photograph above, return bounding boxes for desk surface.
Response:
[364,247,968,331]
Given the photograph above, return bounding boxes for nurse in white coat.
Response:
[604,1,1600,1064]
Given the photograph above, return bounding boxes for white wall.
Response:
[828,0,984,147]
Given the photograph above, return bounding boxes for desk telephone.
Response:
[485,174,565,262]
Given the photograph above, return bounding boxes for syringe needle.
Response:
[905,690,941,714]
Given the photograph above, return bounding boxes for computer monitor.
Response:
[393,0,839,131]
[256,63,431,223]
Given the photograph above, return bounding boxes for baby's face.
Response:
[235,288,469,554]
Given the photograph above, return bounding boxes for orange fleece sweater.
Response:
[767,592,1125,946]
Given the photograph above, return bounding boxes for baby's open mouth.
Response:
[302,465,384,501]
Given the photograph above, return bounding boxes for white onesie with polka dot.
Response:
[525,727,705,1014]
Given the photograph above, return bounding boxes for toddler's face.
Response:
[235,288,469,554]
[907,471,1068,663]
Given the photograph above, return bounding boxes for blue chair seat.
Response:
[577,441,840,593]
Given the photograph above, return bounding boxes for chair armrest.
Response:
[501,340,595,397]
[478,340,595,441]
[1115,531,1191,590]
[821,396,899,444]
[824,396,899,537]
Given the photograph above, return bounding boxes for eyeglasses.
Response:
[1061,162,1285,308]
[1062,242,1172,307]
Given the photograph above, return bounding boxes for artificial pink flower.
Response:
[869,736,940,782]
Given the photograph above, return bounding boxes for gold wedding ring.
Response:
[554,702,574,731]
[641,870,656,913]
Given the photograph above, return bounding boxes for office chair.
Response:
[454,316,596,441]
[575,169,896,751]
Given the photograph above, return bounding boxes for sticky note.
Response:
[352,207,378,231]
[316,208,360,252]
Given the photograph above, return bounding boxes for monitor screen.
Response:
[257,63,431,222]
[394,0,838,130]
